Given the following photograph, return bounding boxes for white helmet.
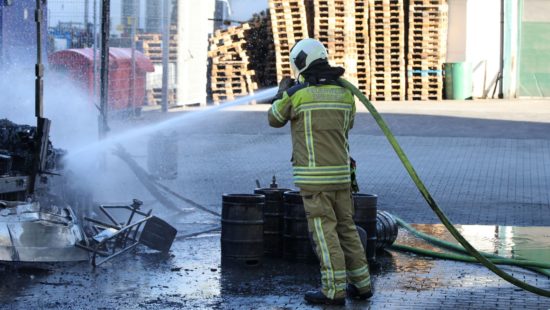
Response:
[289,38,328,78]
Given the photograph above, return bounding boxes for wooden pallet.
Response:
[244,10,277,87]
[410,0,448,6]
[136,26,178,65]
[269,0,309,82]
[406,75,443,100]
[369,0,406,101]
[370,89,406,101]
[146,88,177,106]
[313,0,358,85]
[406,0,448,100]
[208,23,260,104]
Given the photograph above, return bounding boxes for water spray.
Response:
[65,87,278,161]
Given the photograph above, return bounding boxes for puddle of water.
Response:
[397,224,550,264]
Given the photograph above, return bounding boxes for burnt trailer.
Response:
[0,119,176,266]
[0,119,89,263]
[0,0,175,267]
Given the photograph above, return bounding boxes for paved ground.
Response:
[139,98,550,226]
[2,98,550,309]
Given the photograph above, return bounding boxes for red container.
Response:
[48,48,155,110]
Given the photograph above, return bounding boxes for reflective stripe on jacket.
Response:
[268,81,356,191]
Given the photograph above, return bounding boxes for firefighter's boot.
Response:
[304,290,345,305]
[347,283,374,300]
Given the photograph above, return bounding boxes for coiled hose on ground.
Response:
[338,78,550,297]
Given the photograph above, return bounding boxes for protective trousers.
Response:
[301,188,371,299]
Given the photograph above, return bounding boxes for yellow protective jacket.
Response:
[268,81,356,191]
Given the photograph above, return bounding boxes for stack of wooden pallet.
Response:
[136,25,178,64]
[245,10,277,88]
[146,88,177,106]
[313,0,358,84]
[406,0,448,100]
[208,23,258,103]
[269,0,309,82]
[369,0,405,101]
[137,25,178,105]
[207,0,449,103]
[355,0,370,95]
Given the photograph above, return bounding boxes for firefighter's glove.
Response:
[350,157,359,193]
[272,76,295,103]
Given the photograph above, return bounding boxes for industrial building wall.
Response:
[446,0,467,63]
[447,0,502,99]
[466,0,501,98]
[518,0,550,97]
[176,0,216,106]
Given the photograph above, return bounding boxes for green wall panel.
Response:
[519,22,550,97]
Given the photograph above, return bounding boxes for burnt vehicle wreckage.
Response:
[0,119,177,267]
[0,0,175,268]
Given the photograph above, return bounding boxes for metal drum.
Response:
[283,191,317,263]
[221,194,264,266]
[376,210,399,250]
[353,193,378,263]
[254,187,290,257]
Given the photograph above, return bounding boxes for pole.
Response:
[498,0,504,98]
[161,0,170,112]
[129,0,138,115]
[34,0,44,121]
[28,0,45,196]
[99,0,110,139]
[93,0,98,101]
[84,0,89,43]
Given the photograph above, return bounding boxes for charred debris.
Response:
[0,118,176,267]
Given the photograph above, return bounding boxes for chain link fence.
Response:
[47,0,178,119]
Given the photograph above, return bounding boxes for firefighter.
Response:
[268,38,373,305]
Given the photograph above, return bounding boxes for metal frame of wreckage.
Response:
[1,0,179,268]
[78,199,177,267]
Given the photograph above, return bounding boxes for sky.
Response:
[228,0,268,21]
[47,0,269,31]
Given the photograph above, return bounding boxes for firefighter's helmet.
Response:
[289,38,328,78]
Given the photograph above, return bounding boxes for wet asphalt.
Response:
[1,99,550,309]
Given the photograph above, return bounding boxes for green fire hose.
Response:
[389,219,550,277]
[338,78,550,297]
[393,214,544,264]
[391,243,550,271]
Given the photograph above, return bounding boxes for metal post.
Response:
[34,0,44,121]
[84,0,89,43]
[93,0,98,101]
[129,0,138,115]
[498,0,504,99]
[161,0,170,112]
[28,0,45,196]
[99,0,111,139]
